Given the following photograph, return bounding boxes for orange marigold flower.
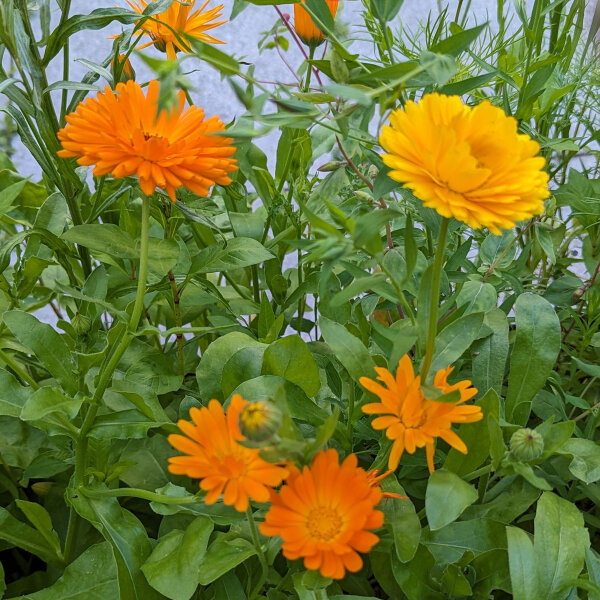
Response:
[127,0,227,60]
[260,449,384,580]
[366,469,408,500]
[359,355,483,473]
[379,93,549,234]
[293,0,339,47]
[57,79,237,200]
[167,395,288,512]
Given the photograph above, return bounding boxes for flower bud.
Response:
[368,165,379,180]
[317,160,345,172]
[111,54,136,83]
[239,400,282,442]
[71,313,91,337]
[293,0,339,47]
[510,428,544,461]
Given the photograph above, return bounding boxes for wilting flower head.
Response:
[293,0,339,47]
[167,395,288,512]
[359,355,483,473]
[127,0,226,60]
[57,79,237,200]
[379,93,549,234]
[260,449,383,579]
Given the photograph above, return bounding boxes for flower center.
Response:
[306,507,343,541]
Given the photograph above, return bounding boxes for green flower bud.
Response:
[71,313,91,337]
[368,165,379,180]
[317,161,346,172]
[510,428,544,462]
[239,400,282,442]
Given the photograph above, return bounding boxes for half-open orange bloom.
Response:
[167,395,288,512]
[127,0,227,60]
[379,93,549,234]
[294,0,339,47]
[57,80,237,200]
[360,355,483,473]
[260,449,383,579]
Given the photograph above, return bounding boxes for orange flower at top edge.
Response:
[167,395,288,512]
[128,0,227,60]
[379,93,550,234]
[260,449,384,580]
[57,79,237,201]
[293,0,339,47]
[359,355,483,473]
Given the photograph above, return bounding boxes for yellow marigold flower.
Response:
[379,93,550,234]
[167,395,289,512]
[127,0,227,60]
[260,449,383,579]
[57,79,237,201]
[359,354,483,473]
[293,0,339,47]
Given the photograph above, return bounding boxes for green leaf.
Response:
[15,500,62,559]
[88,409,168,440]
[456,281,497,314]
[71,490,160,600]
[381,477,420,563]
[507,526,538,600]
[429,312,484,376]
[556,439,600,484]
[191,238,273,273]
[425,469,478,531]
[21,387,82,436]
[196,332,266,401]
[261,336,321,397]
[472,308,509,396]
[444,388,500,476]
[534,492,589,599]
[0,506,59,564]
[197,536,256,585]
[213,573,247,600]
[429,24,487,56]
[141,516,213,600]
[62,224,137,259]
[0,369,32,417]
[370,0,403,21]
[11,542,118,600]
[319,316,375,380]
[2,311,78,395]
[506,293,560,425]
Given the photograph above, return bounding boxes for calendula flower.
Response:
[57,79,237,200]
[167,395,288,512]
[260,449,383,580]
[127,0,226,59]
[293,0,339,47]
[360,355,483,473]
[379,93,549,234]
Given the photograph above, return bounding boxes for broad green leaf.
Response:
[444,389,499,475]
[2,311,78,395]
[429,24,487,56]
[196,332,266,401]
[21,387,82,436]
[472,308,509,396]
[0,369,32,417]
[557,439,600,484]
[191,238,273,273]
[89,409,168,440]
[11,542,118,600]
[392,545,444,600]
[62,224,137,259]
[534,492,589,599]
[261,335,321,397]
[425,469,478,530]
[507,526,538,600]
[221,346,266,398]
[319,316,375,380]
[197,536,256,585]
[141,516,213,600]
[71,490,160,600]
[15,500,62,558]
[381,477,420,562]
[456,281,497,314]
[213,573,247,600]
[0,506,59,564]
[506,294,560,425]
[429,312,484,376]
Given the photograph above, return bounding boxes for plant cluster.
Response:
[0,0,599,599]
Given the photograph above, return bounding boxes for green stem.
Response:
[419,218,449,382]
[304,46,316,92]
[347,380,355,446]
[247,507,268,599]
[79,485,203,505]
[60,0,72,123]
[63,505,80,563]
[74,196,151,486]
[168,270,185,376]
